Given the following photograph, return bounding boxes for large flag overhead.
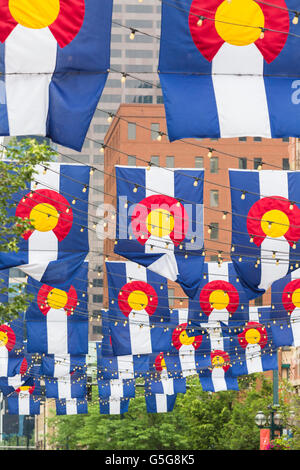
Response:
[188,262,249,325]
[0,0,113,151]
[26,262,88,355]
[159,0,300,141]
[229,170,300,299]
[41,353,86,378]
[0,163,90,285]
[199,350,239,392]
[271,268,300,347]
[114,166,204,298]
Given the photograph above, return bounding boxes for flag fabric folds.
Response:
[199,351,239,392]
[26,262,88,355]
[56,398,88,416]
[6,365,41,415]
[188,262,249,325]
[145,394,177,413]
[159,0,300,141]
[146,377,186,396]
[0,163,90,285]
[97,379,135,399]
[0,0,113,151]
[114,166,204,298]
[229,170,300,299]
[41,354,86,378]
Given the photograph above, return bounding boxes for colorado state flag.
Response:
[0,163,90,285]
[159,0,300,140]
[56,398,88,415]
[26,262,88,355]
[115,166,204,298]
[0,0,113,151]
[229,170,300,299]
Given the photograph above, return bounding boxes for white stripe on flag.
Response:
[245,344,263,374]
[18,392,30,415]
[126,262,147,283]
[161,370,175,395]
[110,379,123,398]
[179,344,196,377]
[258,172,289,290]
[212,43,271,138]
[47,309,68,354]
[66,398,77,415]
[211,368,227,392]
[207,262,229,324]
[249,307,259,323]
[155,394,168,413]
[5,26,57,136]
[0,347,8,377]
[145,168,178,281]
[54,354,70,378]
[117,355,134,379]
[57,376,72,399]
[109,398,121,415]
[129,311,151,355]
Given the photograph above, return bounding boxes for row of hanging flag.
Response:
[0,0,300,150]
[2,160,300,414]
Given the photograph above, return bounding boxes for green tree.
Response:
[0,138,56,322]
[47,374,284,451]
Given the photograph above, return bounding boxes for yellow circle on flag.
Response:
[146,209,175,238]
[47,288,68,310]
[179,330,195,346]
[212,355,225,368]
[209,289,230,310]
[245,328,261,344]
[128,290,148,310]
[260,209,290,238]
[292,288,300,308]
[30,203,59,232]
[9,0,60,29]
[0,331,8,347]
[215,0,264,46]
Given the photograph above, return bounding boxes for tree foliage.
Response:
[0,138,56,322]
[47,374,283,451]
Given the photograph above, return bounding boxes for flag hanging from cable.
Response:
[45,372,87,399]
[6,365,41,415]
[26,262,88,355]
[0,163,90,285]
[145,393,177,414]
[159,0,300,141]
[0,0,113,151]
[97,379,135,399]
[199,350,239,392]
[229,170,300,299]
[114,166,204,298]
[270,267,300,347]
[56,398,88,415]
[97,342,150,380]
[223,308,278,376]
[188,262,249,325]
[41,353,86,378]
[99,397,130,415]
[0,314,27,377]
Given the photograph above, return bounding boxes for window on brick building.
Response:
[128,122,136,140]
[239,157,247,169]
[151,123,160,140]
[168,288,175,307]
[282,158,290,170]
[151,155,160,166]
[254,158,262,169]
[166,156,174,168]
[210,223,219,240]
[210,190,219,207]
[128,155,136,166]
[195,156,204,168]
[210,157,218,174]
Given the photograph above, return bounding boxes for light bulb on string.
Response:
[129,28,136,40]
